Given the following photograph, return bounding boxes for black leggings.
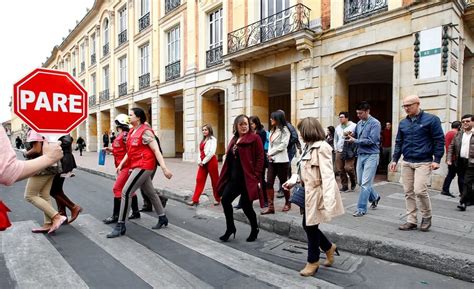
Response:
[302,214,332,263]
[221,182,258,230]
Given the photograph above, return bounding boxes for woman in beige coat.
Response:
[284,117,345,277]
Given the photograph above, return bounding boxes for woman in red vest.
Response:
[103,114,140,224]
[107,108,173,238]
[217,115,264,242]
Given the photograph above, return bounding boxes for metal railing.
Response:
[165,0,181,14]
[103,43,110,56]
[90,53,96,65]
[165,61,180,81]
[118,30,127,45]
[80,62,85,73]
[344,0,388,23]
[139,12,150,32]
[206,46,223,68]
[139,73,150,90]
[118,82,127,96]
[99,89,110,102]
[227,4,310,54]
[89,95,96,107]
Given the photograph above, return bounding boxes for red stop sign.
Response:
[13,68,88,134]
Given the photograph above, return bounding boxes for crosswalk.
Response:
[0,214,341,289]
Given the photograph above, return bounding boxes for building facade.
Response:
[42,0,474,188]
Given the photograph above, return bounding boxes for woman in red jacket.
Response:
[217,114,264,242]
[107,108,173,238]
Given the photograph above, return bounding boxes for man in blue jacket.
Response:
[390,95,445,232]
[347,101,381,217]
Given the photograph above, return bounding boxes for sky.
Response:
[0,0,95,124]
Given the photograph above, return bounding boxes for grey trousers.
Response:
[118,169,164,222]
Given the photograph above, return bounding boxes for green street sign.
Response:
[420,48,441,57]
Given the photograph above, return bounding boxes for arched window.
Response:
[103,18,109,45]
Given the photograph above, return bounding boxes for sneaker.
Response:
[352,211,365,217]
[440,191,455,198]
[419,217,432,232]
[399,222,417,230]
[340,186,349,192]
[370,196,381,209]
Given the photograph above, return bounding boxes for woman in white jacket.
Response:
[188,124,220,206]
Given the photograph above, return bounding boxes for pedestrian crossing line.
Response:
[131,214,342,289]
[0,220,88,289]
[71,214,213,289]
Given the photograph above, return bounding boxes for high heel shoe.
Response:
[107,222,126,238]
[68,205,82,224]
[246,227,259,242]
[152,215,168,229]
[48,214,67,234]
[219,227,236,242]
[323,244,340,267]
[299,262,320,277]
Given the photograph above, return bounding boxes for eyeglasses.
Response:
[401,103,419,109]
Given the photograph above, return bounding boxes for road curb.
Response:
[77,166,473,282]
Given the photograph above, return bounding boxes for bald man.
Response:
[390,95,445,232]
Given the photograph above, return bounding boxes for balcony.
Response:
[99,89,110,102]
[206,46,223,68]
[139,73,150,90]
[118,82,127,96]
[80,62,85,73]
[90,53,96,65]
[344,0,388,23]
[89,95,96,107]
[72,68,76,77]
[103,43,110,57]
[118,30,127,46]
[165,61,180,81]
[139,12,150,32]
[165,0,181,14]
[227,4,310,55]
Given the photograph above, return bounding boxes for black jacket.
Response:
[59,135,77,173]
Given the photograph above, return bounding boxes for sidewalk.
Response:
[74,151,474,282]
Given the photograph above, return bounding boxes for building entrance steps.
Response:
[74,151,473,282]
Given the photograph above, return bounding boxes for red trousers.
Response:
[192,156,220,203]
[113,168,136,198]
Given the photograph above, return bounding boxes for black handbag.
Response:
[289,184,305,208]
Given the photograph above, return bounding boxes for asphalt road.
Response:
[0,170,471,289]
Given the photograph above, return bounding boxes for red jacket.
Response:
[217,133,264,201]
[112,131,129,168]
[127,125,157,170]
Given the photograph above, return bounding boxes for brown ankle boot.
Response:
[261,188,275,215]
[323,244,340,267]
[282,189,291,211]
[299,262,319,277]
[69,205,83,224]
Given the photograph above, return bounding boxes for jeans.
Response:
[356,153,380,213]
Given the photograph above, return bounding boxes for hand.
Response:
[116,165,122,174]
[389,161,397,172]
[162,168,173,179]
[267,154,273,162]
[283,174,299,190]
[104,147,112,153]
[431,162,440,170]
[447,160,452,166]
[198,162,203,167]
[347,135,356,143]
[42,141,63,163]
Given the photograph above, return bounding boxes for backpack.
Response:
[287,123,299,148]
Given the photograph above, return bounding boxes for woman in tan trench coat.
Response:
[284,117,345,277]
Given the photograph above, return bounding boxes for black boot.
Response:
[152,215,168,229]
[107,222,126,238]
[219,226,237,242]
[103,198,120,224]
[246,227,259,242]
[129,195,141,219]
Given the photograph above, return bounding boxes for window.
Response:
[91,74,96,95]
[104,18,109,45]
[119,7,127,32]
[140,44,149,75]
[167,26,180,64]
[209,8,223,49]
[261,0,291,39]
[141,0,149,16]
[90,34,96,55]
[119,56,127,84]
[72,52,76,69]
[80,43,86,71]
[103,66,109,90]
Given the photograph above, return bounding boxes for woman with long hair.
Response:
[261,110,291,214]
[283,117,344,277]
[107,108,173,238]
[217,115,263,242]
[249,115,268,208]
[187,124,220,206]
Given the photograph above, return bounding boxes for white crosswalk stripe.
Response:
[0,220,88,289]
[131,214,342,289]
[71,214,212,289]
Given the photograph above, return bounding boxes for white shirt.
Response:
[460,130,472,159]
[334,121,356,152]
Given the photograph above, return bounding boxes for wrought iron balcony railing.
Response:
[464,0,474,7]
[72,68,76,77]
[103,43,110,57]
[165,0,181,14]
[206,46,223,68]
[139,12,150,32]
[80,62,85,73]
[139,73,150,90]
[118,30,127,45]
[165,61,180,81]
[118,82,127,96]
[99,89,110,102]
[344,0,388,23]
[228,4,310,54]
[89,95,96,107]
[90,53,96,65]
